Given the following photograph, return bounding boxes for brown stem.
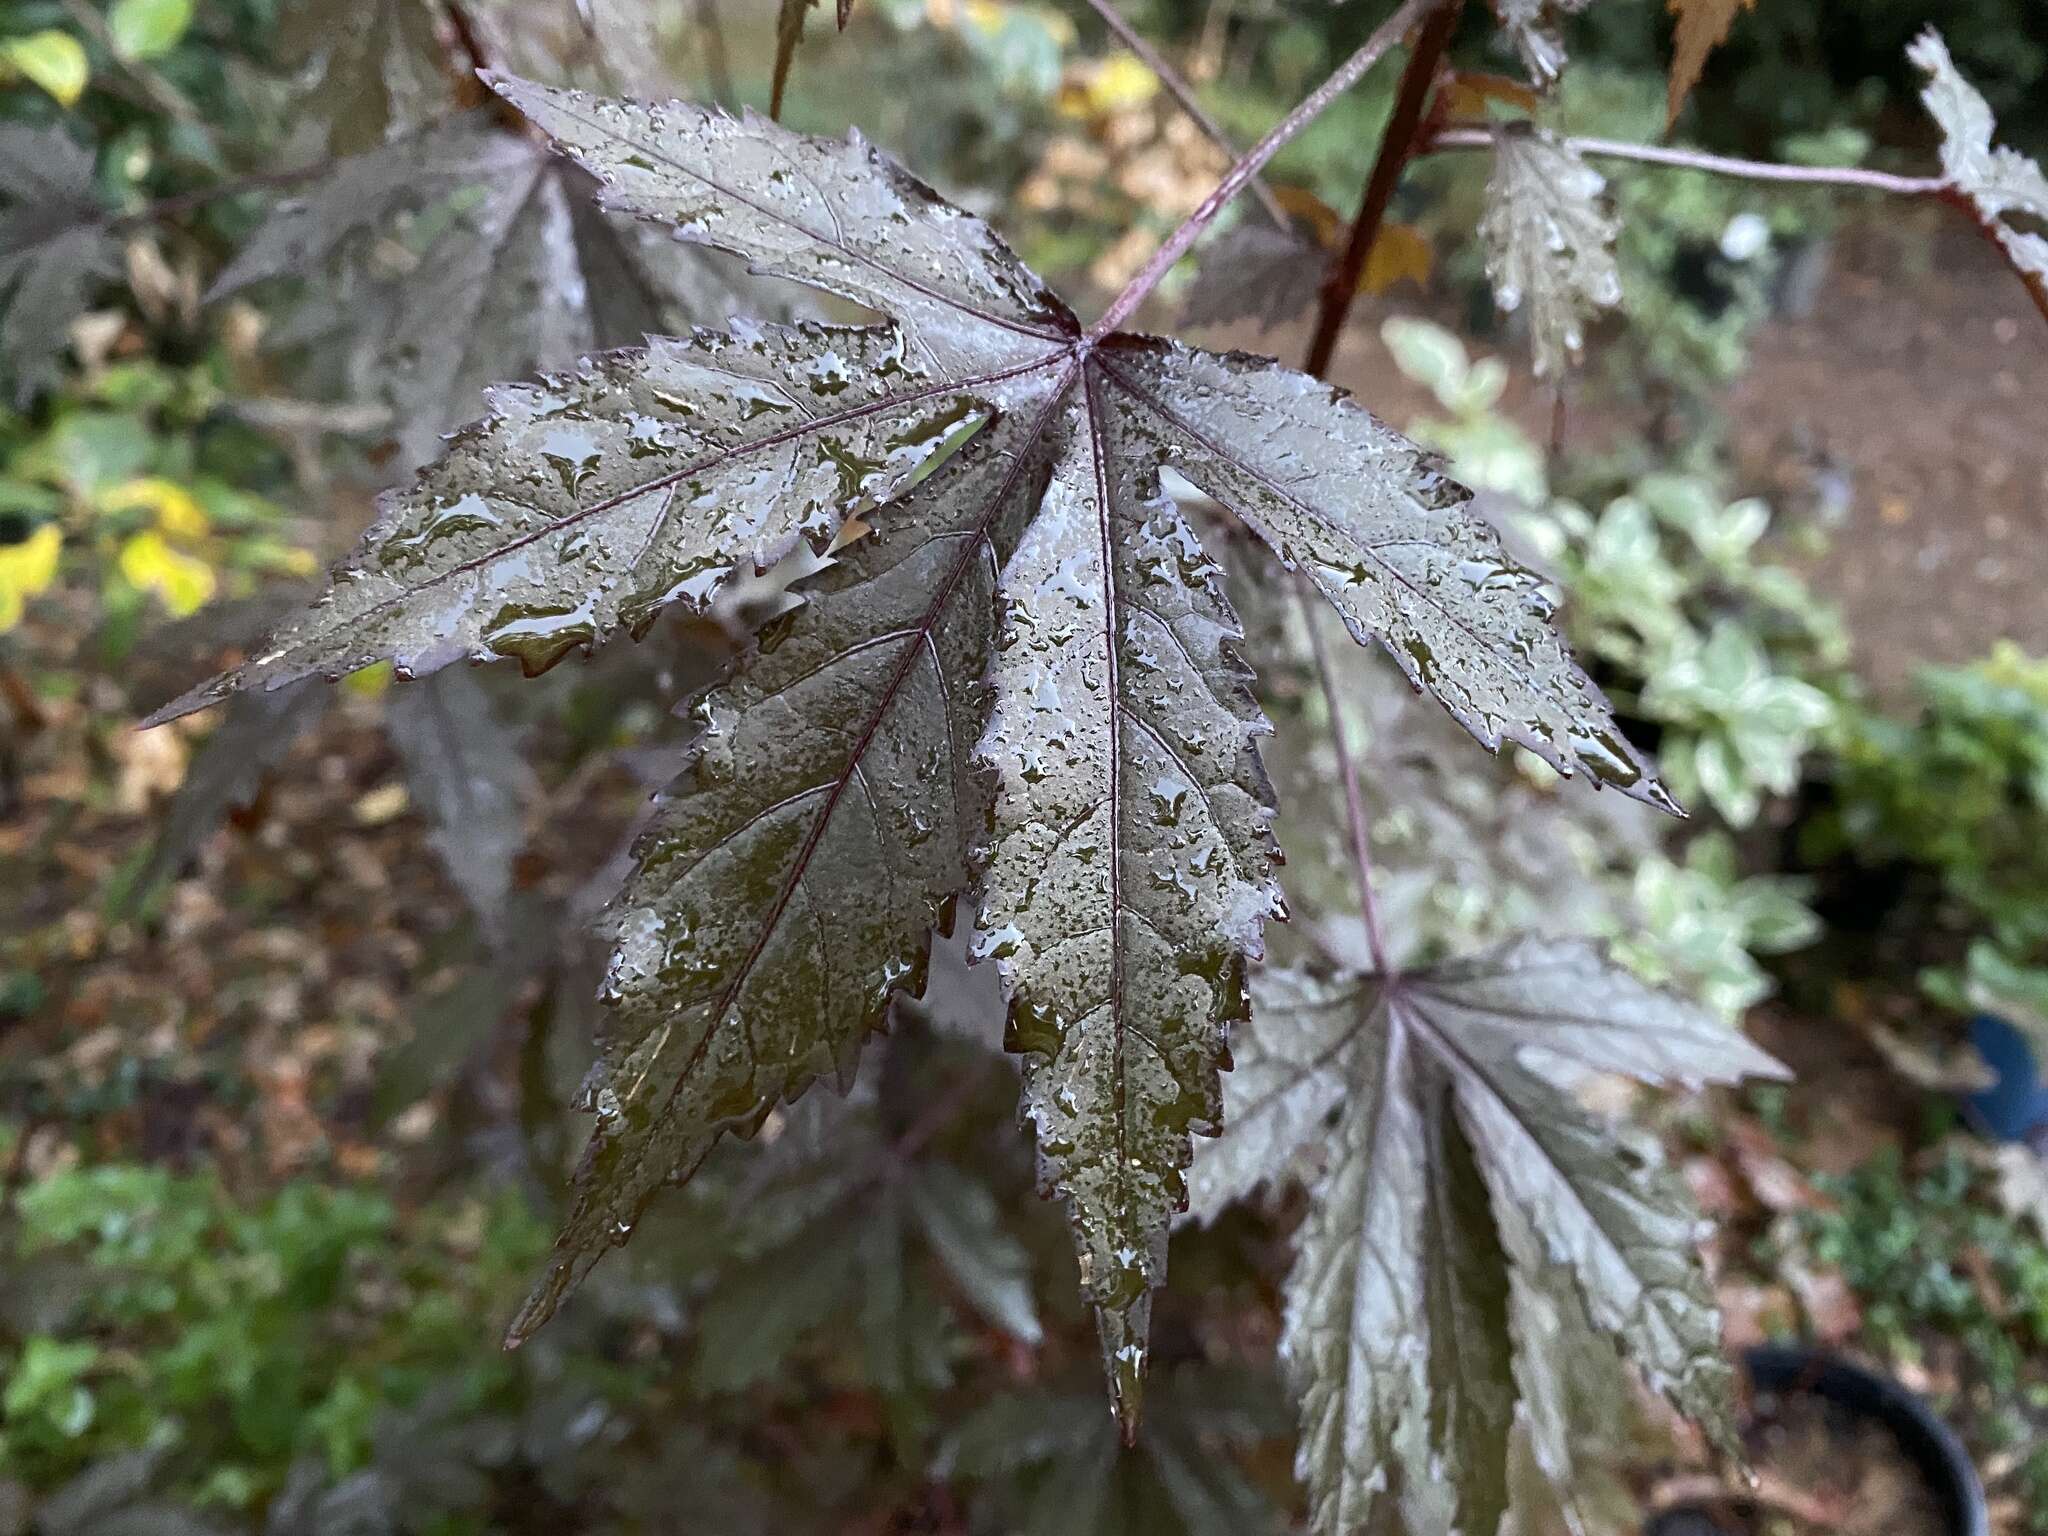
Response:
[1294,582,1393,977]
[1089,0,1450,338]
[1081,0,1290,229]
[1426,124,2048,330]
[1302,0,1464,377]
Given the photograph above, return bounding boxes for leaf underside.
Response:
[1478,127,1621,378]
[1195,940,1785,1536]
[1911,28,2048,287]
[164,73,1673,1429]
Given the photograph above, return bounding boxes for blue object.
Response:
[1965,1012,2048,1141]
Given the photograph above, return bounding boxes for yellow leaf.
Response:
[1666,0,1756,128]
[1,29,89,106]
[1086,54,1159,115]
[118,530,216,616]
[101,476,212,541]
[343,660,395,698]
[1359,223,1433,295]
[0,524,63,632]
[1442,72,1539,118]
[1273,185,1343,248]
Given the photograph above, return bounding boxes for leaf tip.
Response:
[1097,1303,1150,1443]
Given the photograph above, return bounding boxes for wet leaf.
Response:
[385,668,538,939]
[509,422,1058,1338]
[1489,0,1594,87]
[1910,28,2048,289]
[1665,0,1755,126]
[0,123,120,406]
[1197,940,1785,1536]
[165,78,1667,1428]
[1478,126,1620,377]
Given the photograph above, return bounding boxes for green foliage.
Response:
[1387,317,1844,831]
[1790,1145,2048,1527]
[1816,643,2048,1047]
[0,1158,555,1504]
[0,355,305,644]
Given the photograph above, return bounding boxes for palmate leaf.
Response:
[1477,126,1620,378]
[158,76,1669,1427]
[1192,940,1785,1536]
[0,123,121,406]
[214,114,765,470]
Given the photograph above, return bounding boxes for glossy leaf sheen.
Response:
[167,77,1670,1426]
[1201,941,1786,1536]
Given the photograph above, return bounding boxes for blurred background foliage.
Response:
[2,0,2047,1532]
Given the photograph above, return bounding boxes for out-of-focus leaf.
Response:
[1665,0,1755,125]
[1910,28,2048,290]
[1488,0,1593,86]
[937,1367,1288,1536]
[127,680,329,908]
[164,76,1663,1431]
[1,29,90,105]
[108,0,195,60]
[214,116,768,471]
[278,0,452,155]
[771,0,857,118]
[1478,126,1620,377]
[385,667,538,937]
[909,1160,1040,1343]
[0,124,120,406]
[1178,220,1325,333]
[1197,940,1785,1536]
[0,523,63,630]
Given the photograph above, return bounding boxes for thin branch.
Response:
[1425,124,1947,194]
[1081,0,1289,229]
[1427,122,2048,328]
[101,159,344,233]
[1089,0,1450,338]
[1303,0,1463,377]
[1294,580,1393,979]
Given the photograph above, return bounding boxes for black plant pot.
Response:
[1645,1344,1988,1536]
